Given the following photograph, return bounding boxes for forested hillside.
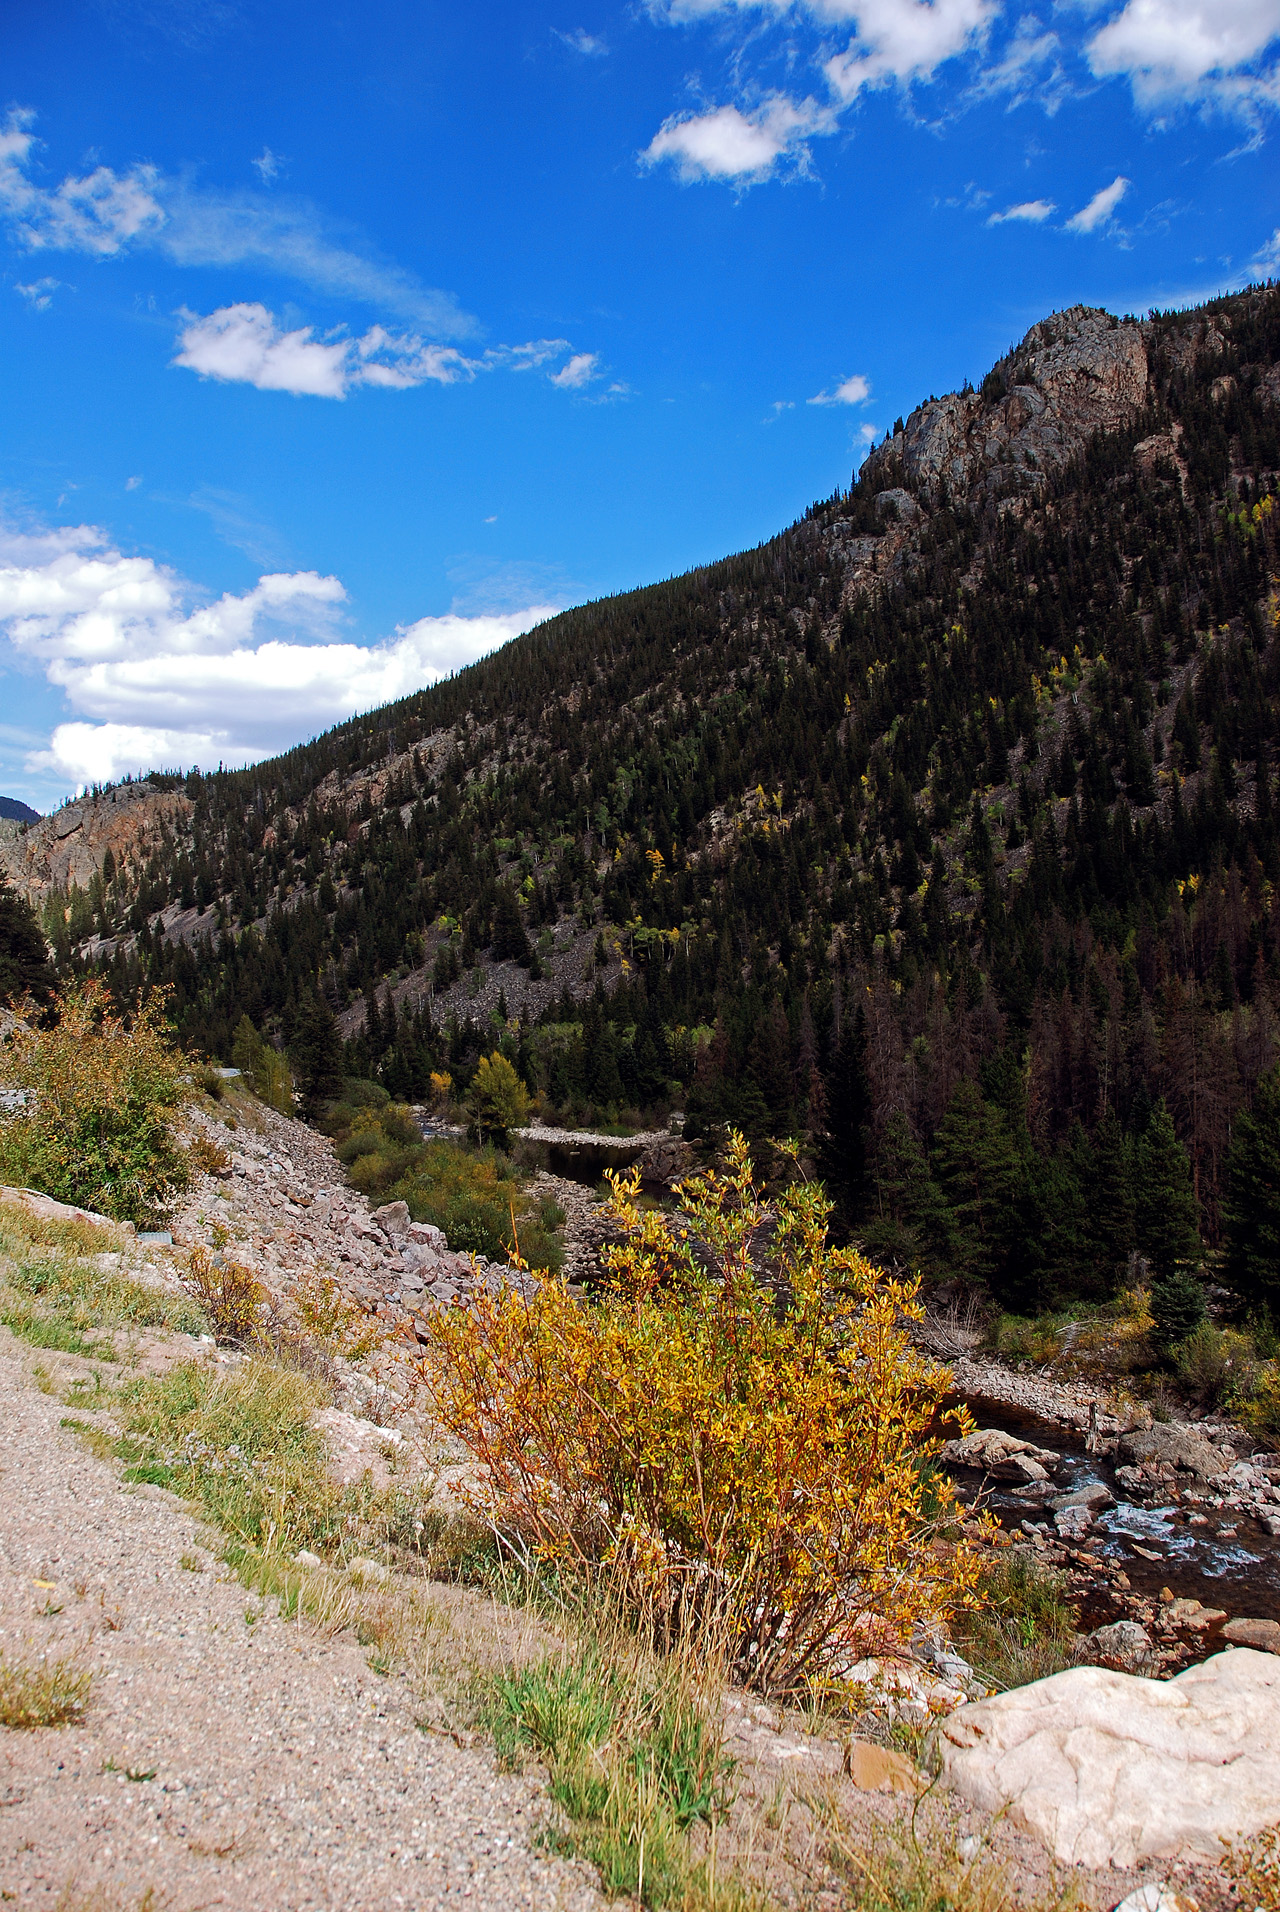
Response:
[12,285,1280,1310]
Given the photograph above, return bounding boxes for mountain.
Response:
[6,284,1280,1308]
[0,797,40,823]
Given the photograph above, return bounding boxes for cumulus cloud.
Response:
[0,522,559,790]
[550,351,600,389]
[987,197,1057,223]
[1065,173,1130,232]
[1086,0,1280,107]
[808,372,872,404]
[643,96,834,181]
[823,0,999,99]
[172,304,594,400]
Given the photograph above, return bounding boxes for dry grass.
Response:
[0,1649,92,1728]
[828,1812,1079,1912]
[52,1886,168,1912]
[1222,1822,1280,1910]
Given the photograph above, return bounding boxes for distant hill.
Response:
[0,797,39,824]
[6,284,1280,1309]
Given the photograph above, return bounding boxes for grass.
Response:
[950,1555,1080,1693]
[483,1620,749,1909]
[828,1815,1077,1912]
[0,1202,206,1359]
[0,1650,92,1728]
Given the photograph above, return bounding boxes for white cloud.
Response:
[0,521,559,790]
[125,475,142,491]
[550,351,600,389]
[642,96,834,181]
[1086,0,1280,106]
[251,147,281,183]
[0,108,468,334]
[808,372,872,404]
[1065,173,1130,231]
[823,0,1000,98]
[14,275,62,309]
[987,197,1057,223]
[555,26,608,53]
[857,421,877,443]
[1255,227,1280,273]
[172,304,593,400]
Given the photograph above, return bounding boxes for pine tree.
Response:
[932,1079,1026,1302]
[1132,1102,1199,1280]
[291,992,342,1111]
[0,873,54,1004]
[1223,1068,1280,1307]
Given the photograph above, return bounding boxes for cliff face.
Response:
[862,305,1151,509]
[0,783,190,907]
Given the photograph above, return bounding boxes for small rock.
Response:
[346,1554,389,1584]
[1110,1888,1195,1912]
[1050,1482,1115,1512]
[844,1739,922,1794]
[292,1549,322,1569]
[372,1199,411,1244]
[1222,1616,1280,1654]
[1054,1504,1093,1542]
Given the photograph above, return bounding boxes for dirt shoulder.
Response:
[0,1323,602,1912]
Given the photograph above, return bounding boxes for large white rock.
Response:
[939,1649,1280,1868]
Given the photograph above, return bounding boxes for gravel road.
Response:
[0,1329,602,1912]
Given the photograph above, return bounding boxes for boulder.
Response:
[372,1199,411,1244]
[1087,1621,1152,1670]
[1050,1482,1114,1512]
[939,1648,1280,1866]
[942,1428,1058,1481]
[1119,1425,1227,1482]
[1222,1616,1280,1654]
[1054,1504,1093,1542]
[844,1739,922,1794]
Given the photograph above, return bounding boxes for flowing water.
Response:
[954,1395,1280,1626]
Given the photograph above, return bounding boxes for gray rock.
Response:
[1054,1504,1093,1541]
[1222,1616,1280,1654]
[1089,1621,1152,1670]
[372,1199,411,1244]
[1050,1482,1115,1512]
[1119,1424,1227,1481]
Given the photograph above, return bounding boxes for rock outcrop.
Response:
[861,306,1150,510]
[940,1648,1280,1867]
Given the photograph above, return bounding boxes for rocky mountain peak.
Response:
[862,302,1150,510]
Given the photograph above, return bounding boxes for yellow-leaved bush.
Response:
[414,1129,984,1695]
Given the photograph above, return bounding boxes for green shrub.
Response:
[1174,1322,1258,1409]
[0,982,189,1225]
[1150,1266,1206,1355]
[327,1104,562,1272]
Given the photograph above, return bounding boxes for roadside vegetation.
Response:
[0,980,190,1227]
[322,1083,564,1271]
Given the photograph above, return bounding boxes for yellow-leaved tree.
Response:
[414,1129,983,1694]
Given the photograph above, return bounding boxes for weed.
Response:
[950,1556,1080,1692]
[180,1245,263,1343]
[418,1131,981,1697]
[829,1816,1074,1911]
[0,981,190,1226]
[52,1888,167,1912]
[178,1552,203,1572]
[0,1651,91,1728]
[0,1229,203,1347]
[1222,1821,1280,1910]
[125,1766,157,1782]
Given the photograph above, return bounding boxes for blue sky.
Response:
[1,0,1278,811]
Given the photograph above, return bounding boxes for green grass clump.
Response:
[951,1554,1080,1692]
[486,1642,736,1908]
[829,1818,1074,1912]
[116,1358,346,1554]
[0,1651,92,1728]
